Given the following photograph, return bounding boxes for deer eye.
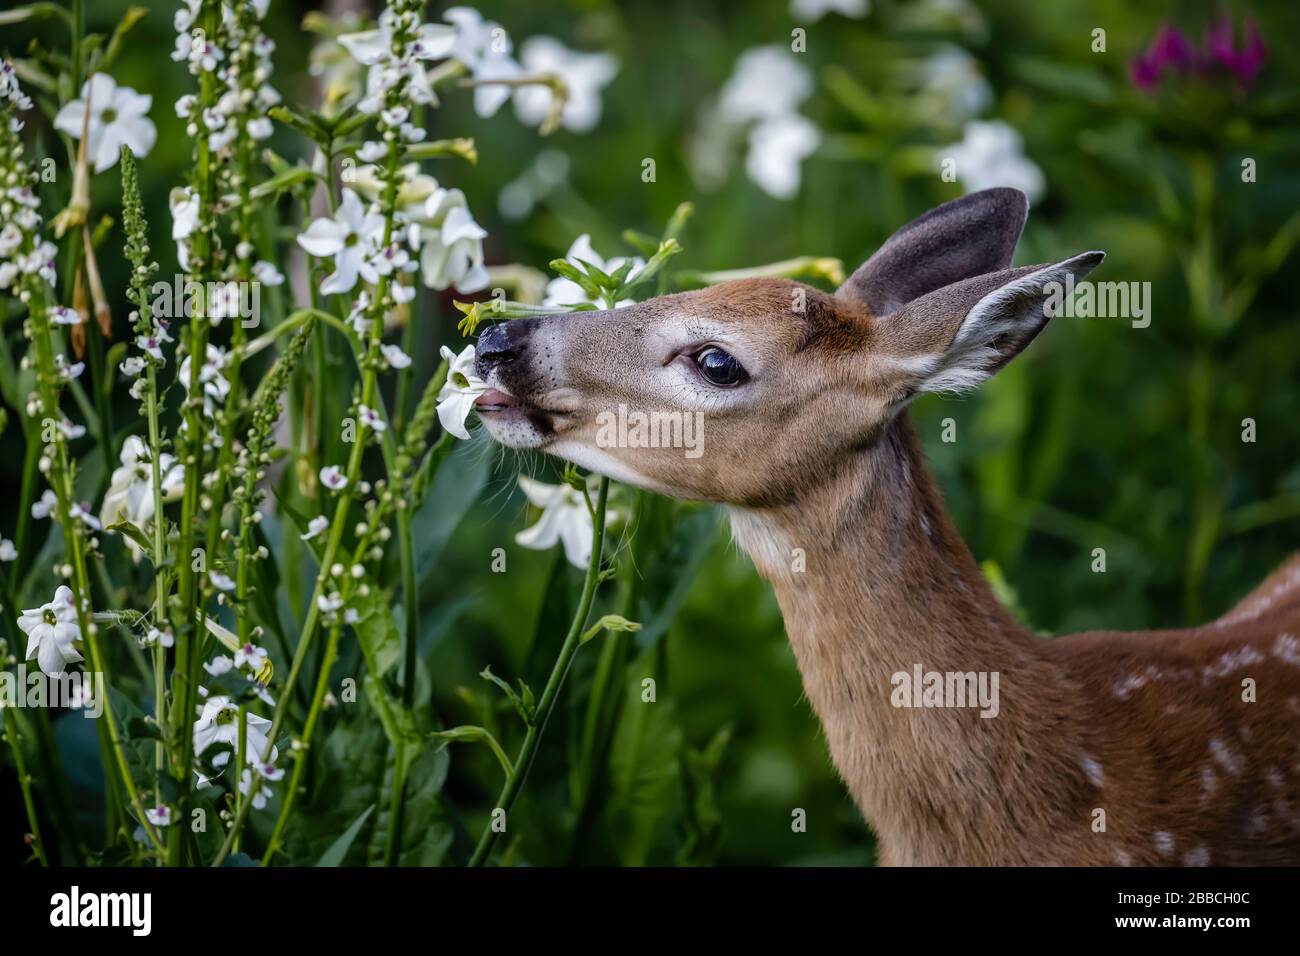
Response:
[694,347,747,387]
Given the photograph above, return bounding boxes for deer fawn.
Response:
[473,188,1300,866]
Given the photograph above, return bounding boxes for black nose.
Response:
[475,322,519,376]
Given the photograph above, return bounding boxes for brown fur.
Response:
[474,189,1300,865]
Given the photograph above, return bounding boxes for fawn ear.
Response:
[881,251,1105,396]
[838,187,1029,318]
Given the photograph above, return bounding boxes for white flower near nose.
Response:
[19,586,83,675]
[410,188,490,293]
[100,435,185,534]
[193,695,277,768]
[436,345,488,441]
[53,74,157,173]
[542,234,643,308]
[513,37,618,133]
[515,477,616,569]
[296,189,386,296]
[938,119,1045,202]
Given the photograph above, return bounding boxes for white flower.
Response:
[204,655,234,676]
[410,188,489,293]
[543,234,643,308]
[170,187,200,240]
[68,501,101,530]
[179,344,231,415]
[380,343,412,369]
[0,538,16,561]
[31,489,58,519]
[234,642,268,674]
[53,74,157,173]
[252,261,284,286]
[301,515,328,541]
[296,189,386,295]
[240,767,274,810]
[515,477,616,569]
[317,592,343,614]
[209,571,236,592]
[146,805,173,827]
[338,22,456,66]
[444,6,521,118]
[319,465,348,491]
[193,696,277,767]
[513,37,618,133]
[718,46,813,124]
[50,306,80,325]
[358,404,386,432]
[121,356,146,377]
[18,586,83,675]
[746,112,821,200]
[436,345,488,440]
[939,120,1045,202]
[100,435,185,531]
[790,0,870,21]
[918,45,992,120]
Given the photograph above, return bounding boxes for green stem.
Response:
[1,709,49,866]
[468,478,610,867]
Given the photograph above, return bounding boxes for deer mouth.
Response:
[473,387,558,446]
[473,388,520,413]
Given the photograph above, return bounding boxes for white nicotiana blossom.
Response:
[790,0,870,20]
[543,234,642,309]
[409,187,489,293]
[320,465,348,491]
[301,515,329,541]
[695,45,820,200]
[100,435,185,533]
[444,6,521,118]
[193,695,277,768]
[939,119,1045,202]
[18,586,83,675]
[239,767,274,810]
[53,74,157,173]
[435,345,488,441]
[513,37,618,133]
[515,476,617,569]
[297,189,387,296]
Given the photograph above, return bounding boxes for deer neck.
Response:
[728,413,1083,863]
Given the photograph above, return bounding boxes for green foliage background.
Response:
[2,0,1298,866]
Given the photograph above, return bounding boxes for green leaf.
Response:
[315,804,375,866]
[0,3,73,26]
[580,614,642,644]
[99,6,149,72]
[411,432,491,583]
[107,520,152,556]
[352,588,401,679]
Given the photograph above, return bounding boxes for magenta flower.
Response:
[1131,16,1268,92]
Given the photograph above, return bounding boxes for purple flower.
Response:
[1132,15,1268,92]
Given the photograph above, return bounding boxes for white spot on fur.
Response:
[1153,831,1175,856]
[1114,848,1133,866]
[1183,846,1210,867]
[1275,633,1300,667]
[1209,737,1246,776]
[1080,755,1104,788]
[1201,766,1218,796]
[1203,646,1264,681]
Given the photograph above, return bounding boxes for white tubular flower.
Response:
[939,120,1046,202]
[53,74,157,173]
[444,6,521,118]
[178,344,231,416]
[412,188,489,293]
[193,696,276,768]
[515,477,617,569]
[301,515,329,541]
[296,189,386,296]
[19,586,83,675]
[100,435,186,533]
[513,37,618,133]
[435,345,488,440]
[745,113,821,200]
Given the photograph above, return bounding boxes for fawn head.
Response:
[475,188,1103,506]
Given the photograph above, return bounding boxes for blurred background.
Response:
[3,0,1299,865]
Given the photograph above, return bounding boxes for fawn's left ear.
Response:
[880,251,1105,396]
